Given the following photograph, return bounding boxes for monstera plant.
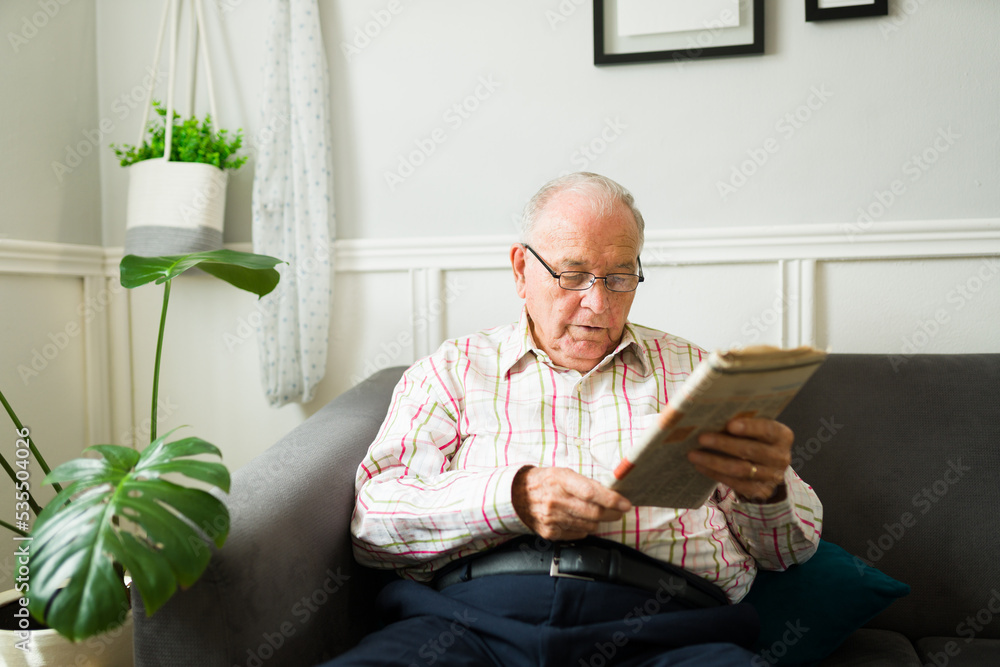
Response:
[0,249,282,641]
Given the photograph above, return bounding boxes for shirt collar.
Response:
[499,306,652,377]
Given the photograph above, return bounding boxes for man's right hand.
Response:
[512,466,632,540]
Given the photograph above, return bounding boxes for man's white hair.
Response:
[519,172,645,252]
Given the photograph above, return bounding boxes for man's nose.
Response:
[580,281,610,312]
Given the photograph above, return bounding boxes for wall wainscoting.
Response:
[2,218,998,472]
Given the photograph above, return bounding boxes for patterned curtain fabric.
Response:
[251,0,333,406]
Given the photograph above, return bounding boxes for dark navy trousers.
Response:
[325,573,760,666]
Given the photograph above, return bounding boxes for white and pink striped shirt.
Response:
[351,308,822,602]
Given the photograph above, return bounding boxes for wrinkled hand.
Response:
[512,466,632,540]
[687,418,793,503]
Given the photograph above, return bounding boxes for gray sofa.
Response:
[131,354,1000,666]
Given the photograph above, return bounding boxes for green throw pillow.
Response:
[742,540,911,666]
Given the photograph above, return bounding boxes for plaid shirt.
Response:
[351,308,822,601]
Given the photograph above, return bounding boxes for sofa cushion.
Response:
[743,540,910,665]
[777,354,1000,642]
[818,628,921,666]
[916,637,1000,667]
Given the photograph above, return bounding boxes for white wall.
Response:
[94,0,1000,245]
[0,1,103,591]
[0,0,102,245]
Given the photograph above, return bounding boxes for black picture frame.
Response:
[594,0,764,66]
[805,0,888,22]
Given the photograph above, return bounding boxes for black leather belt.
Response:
[432,536,727,609]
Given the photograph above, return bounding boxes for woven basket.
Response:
[125,159,228,256]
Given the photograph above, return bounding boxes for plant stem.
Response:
[150,279,172,445]
[0,518,29,538]
[0,452,41,516]
[0,386,58,512]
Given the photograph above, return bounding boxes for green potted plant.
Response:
[111,99,247,169]
[112,100,248,258]
[0,249,282,659]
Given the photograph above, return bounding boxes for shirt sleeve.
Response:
[717,468,823,571]
[350,359,529,572]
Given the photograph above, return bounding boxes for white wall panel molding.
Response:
[780,259,817,348]
[409,267,446,359]
[95,219,1000,274]
[0,239,109,277]
[0,242,128,453]
[333,236,514,273]
[82,276,113,447]
[330,219,1000,271]
[642,219,1000,264]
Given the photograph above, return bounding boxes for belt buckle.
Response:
[548,544,594,581]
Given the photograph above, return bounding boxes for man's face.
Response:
[511,189,641,373]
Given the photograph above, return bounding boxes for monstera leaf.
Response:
[27,430,230,641]
[120,248,282,295]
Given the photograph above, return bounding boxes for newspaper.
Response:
[610,345,828,509]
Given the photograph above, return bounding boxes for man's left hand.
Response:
[687,418,793,503]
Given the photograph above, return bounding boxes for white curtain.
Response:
[251,0,333,406]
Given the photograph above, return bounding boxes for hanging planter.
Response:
[111,0,246,257]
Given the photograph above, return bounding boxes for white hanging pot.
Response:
[124,159,228,256]
[0,588,133,666]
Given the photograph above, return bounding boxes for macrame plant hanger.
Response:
[123,0,228,257]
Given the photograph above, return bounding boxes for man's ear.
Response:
[510,243,527,299]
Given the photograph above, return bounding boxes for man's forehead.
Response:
[535,191,636,232]
[533,209,640,260]
[533,235,640,270]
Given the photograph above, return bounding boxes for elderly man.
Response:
[330,173,822,666]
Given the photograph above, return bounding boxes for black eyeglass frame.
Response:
[522,244,644,293]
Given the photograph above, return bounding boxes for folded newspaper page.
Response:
[610,345,828,509]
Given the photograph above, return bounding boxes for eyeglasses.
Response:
[522,244,644,293]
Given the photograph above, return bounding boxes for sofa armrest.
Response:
[132,367,407,667]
